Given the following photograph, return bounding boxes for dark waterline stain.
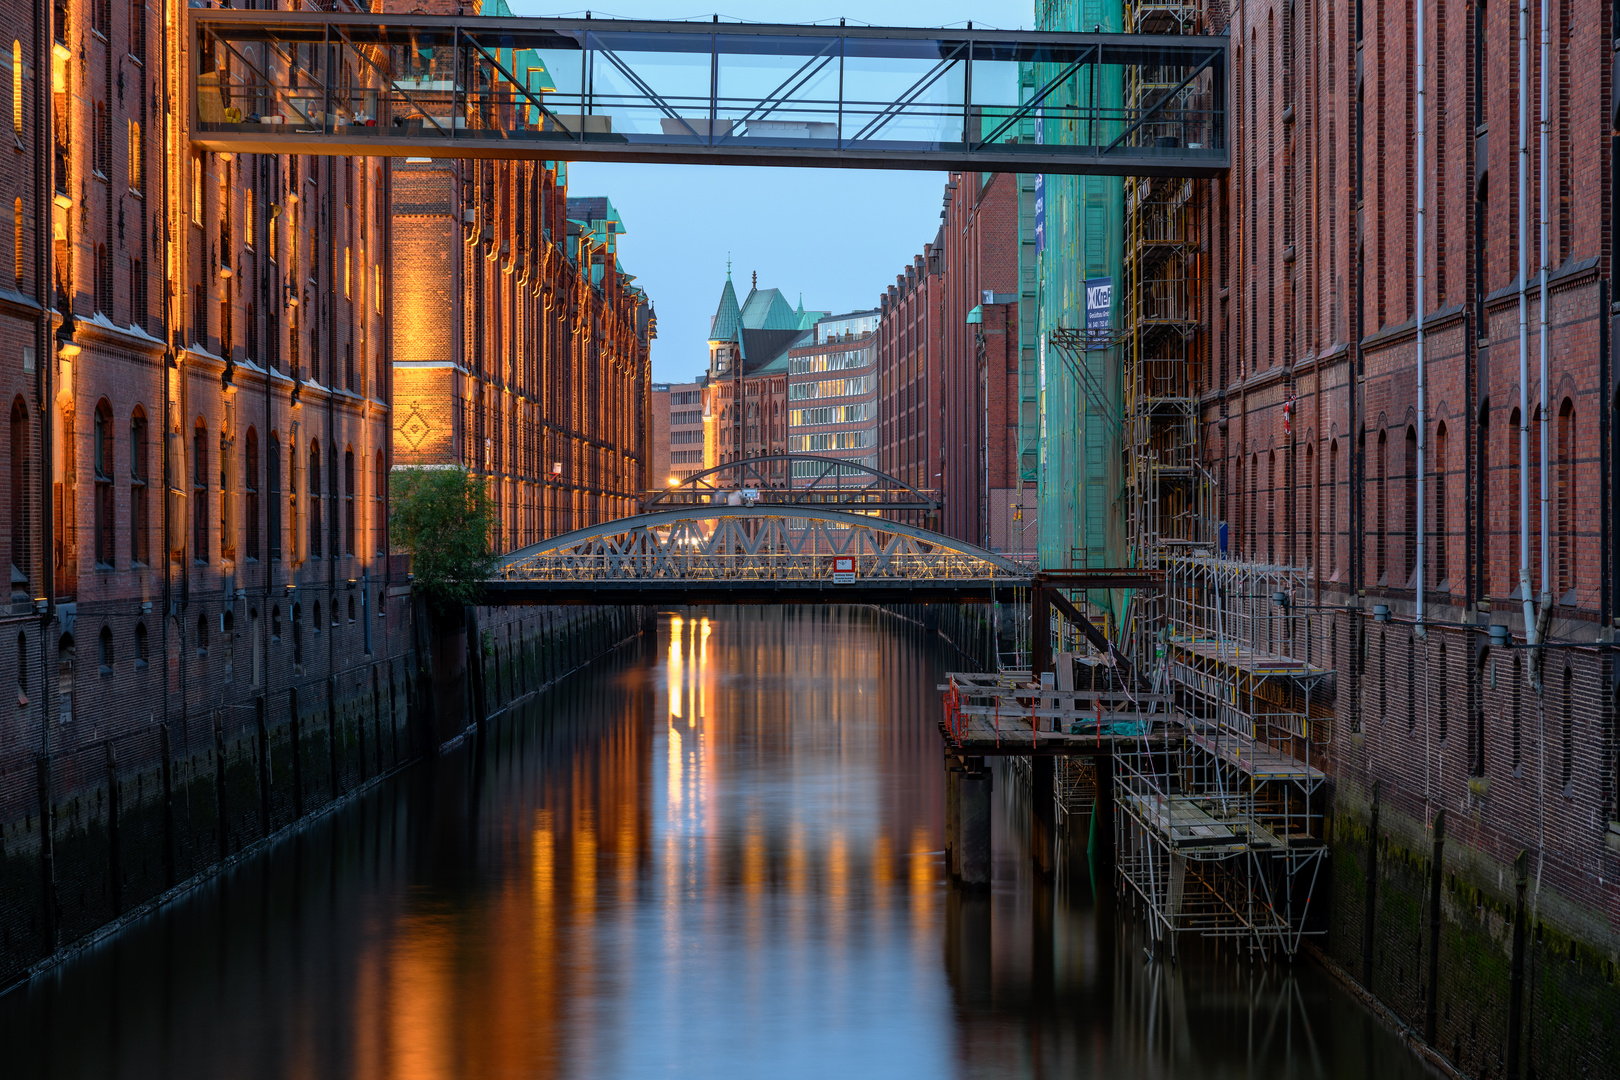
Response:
[0,607,1437,1080]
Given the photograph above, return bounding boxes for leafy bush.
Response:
[389,467,498,615]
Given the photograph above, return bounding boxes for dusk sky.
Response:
[512,0,1035,383]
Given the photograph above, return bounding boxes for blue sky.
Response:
[509,0,1035,382]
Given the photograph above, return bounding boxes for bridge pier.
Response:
[945,752,991,890]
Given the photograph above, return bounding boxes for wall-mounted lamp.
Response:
[1489,624,1511,647]
[1373,604,1391,622]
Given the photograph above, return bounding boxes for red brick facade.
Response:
[389,157,654,547]
[878,247,945,532]
[1210,0,1620,1069]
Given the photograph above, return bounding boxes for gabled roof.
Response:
[739,287,801,332]
[739,327,810,372]
[710,275,742,342]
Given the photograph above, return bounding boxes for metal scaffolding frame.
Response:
[1102,0,1329,963]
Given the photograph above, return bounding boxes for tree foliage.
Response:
[389,467,499,615]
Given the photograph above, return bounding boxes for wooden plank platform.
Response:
[938,712,1173,756]
[1189,730,1325,783]
[1168,637,1331,681]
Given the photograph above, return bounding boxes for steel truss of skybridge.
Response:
[481,506,1032,606]
[644,454,938,513]
[189,10,1229,177]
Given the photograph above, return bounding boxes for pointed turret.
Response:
[709,273,741,343]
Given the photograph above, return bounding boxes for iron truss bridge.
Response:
[644,454,938,513]
[189,11,1228,176]
[483,506,1032,605]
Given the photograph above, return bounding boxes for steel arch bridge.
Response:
[645,453,937,513]
[482,505,1031,605]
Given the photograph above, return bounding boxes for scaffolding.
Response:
[1107,0,1331,963]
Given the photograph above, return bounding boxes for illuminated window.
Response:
[127,119,142,193]
[12,198,21,290]
[190,155,202,225]
[11,40,20,137]
[243,186,254,247]
[344,246,351,298]
[374,264,381,313]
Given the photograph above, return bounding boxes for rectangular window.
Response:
[244,186,254,247]
[373,264,382,313]
[268,438,282,562]
[344,246,352,298]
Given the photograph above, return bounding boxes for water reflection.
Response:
[0,608,1432,1080]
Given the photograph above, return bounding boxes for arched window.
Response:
[1508,406,1522,587]
[250,608,260,686]
[1562,664,1574,789]
[268,432,282,561]
[1266,451,1276,563]
[193,419,209,563]
[57,633,74,725]
[272,604,282,643]
[134,620,148,668]
[1479,402,1492,596]
[222,609,234,681]
[219,428,232,562]
[1557,398,1576,600]
[1434,423,1449,586]
[15,630,25,701]
[313,600,322,634]
[11,397,28,590]
[1437,642,1448,741]
[12,197,21,291]
[347,595,356,623]
[196,612,208,658]
[245,427,260,561]
[1404,426,1418,587]
[94,399,114,568]
[1305,442,1315,571]
[1375,430,1388,583]
[98,624,112,674]
[308,440,322,559]
[344,447,355,556]
[1328,439,1338,575]
[374,449,386,556]
[130,407,148,565]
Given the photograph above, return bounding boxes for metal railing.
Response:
[189,11,1228,177]
[494,505,1026,586]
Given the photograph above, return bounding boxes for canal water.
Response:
[1,608,1434,1080]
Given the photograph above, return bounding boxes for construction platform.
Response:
[939,670,1173,755]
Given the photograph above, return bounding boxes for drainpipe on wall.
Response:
[1415,0,1428,636]
[1518,0,1539,673]
[1537,0,1554,665]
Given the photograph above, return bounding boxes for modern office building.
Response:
[651,380,705,491]
[786,312,880,487]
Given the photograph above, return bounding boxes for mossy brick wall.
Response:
[1327,798,1620,1080]
[1,602,639,990]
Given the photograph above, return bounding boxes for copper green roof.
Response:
[740,287,800,331]
[710,275,742,342]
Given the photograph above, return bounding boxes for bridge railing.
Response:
[190,12,1228,176]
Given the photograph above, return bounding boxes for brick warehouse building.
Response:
[878,244,945,533]
[938,172,1033,552]
[1181,0,1620,1070]
[0,0,414,973]
[389,162,654,543]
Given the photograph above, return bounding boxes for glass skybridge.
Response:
[189,11,1228,177]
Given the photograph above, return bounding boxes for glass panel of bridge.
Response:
[576,30,715,145]
[714,35,842,147]
[840,37,966,151]
[969,40,1095,155]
